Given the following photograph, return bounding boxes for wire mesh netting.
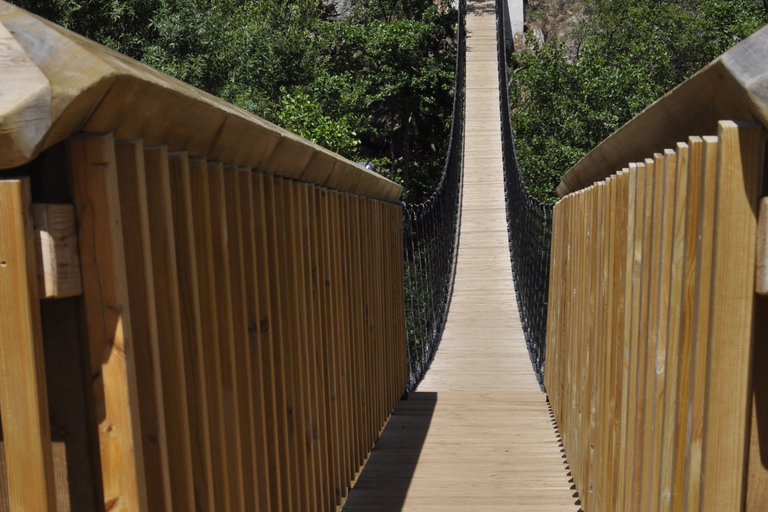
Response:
[402,0,466,393]
[496,0,553,387]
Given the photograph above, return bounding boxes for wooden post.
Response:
[0,177,57,511]
[68,133,148,512]
[700,121,764,511]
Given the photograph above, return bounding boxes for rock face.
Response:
[519,0,584,57]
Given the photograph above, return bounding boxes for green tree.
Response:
[10,0,457,201]
[509,0,768,203]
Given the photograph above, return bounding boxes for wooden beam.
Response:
[757,197,768,296]
[32,203,82,299]
[0,177,57,511]
[68,133,148,512]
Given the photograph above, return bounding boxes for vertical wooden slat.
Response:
[700,121,763,511]
[620,163,641,512]
[261,174,296,511]
[68,133,148,512]
[251,172,288,510]
[303,184,331,511]
[222,165,259,512]
[658,142,691,512]
[142,145,196,511]
[207,162,247,512]
[239,168,273,512]
[189,159,231,512]
[333,191,353,497]
[648,149,678,511]
[637,153,665,512]
[167,152,215,512]
[114,140,172,512]
[683,136,719,512]
[289,181,319,512]
[671,137,703,512]
[273,177,308,511]
[0,177,57,512]
[317,188,344,507]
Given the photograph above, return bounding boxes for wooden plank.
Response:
[0,177,57,511]
[683,136,720,512]
[188,158,231,512]
[113,140,171,512]
[611,169,631,511]
[640,153,666,510]
[32,203,82,298]
[261,174,297,511]
[647,150,678,510]
[331,191,353,499]
[222,165,259,512]
[286,181,318,512]
[167,152,215,512]
[658,142,691,512]
[671,137,704,512]
[316,188,344,507]
[238,167,272,512]
[275,178,313,512]
[307,186,334,511]
[620,162,643,512]
[301,184,330,510]
[756,197,768,296]
[700,121,764,511]
[68,133,148,512]
[207,162,247,512]
[142,146,196,512]
[252,172,288,511]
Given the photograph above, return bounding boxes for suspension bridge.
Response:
[0,0,767,511]
[343,1,577,509]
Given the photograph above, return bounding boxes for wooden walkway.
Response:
[342,1,580,510]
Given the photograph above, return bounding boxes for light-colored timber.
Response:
[31,203,82,299]
[545,122,766,511]
[342,2,579,510]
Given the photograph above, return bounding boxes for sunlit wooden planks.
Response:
[545,120,766,511]
[0,177,57,511]
[2,126,406,511]
[68,134,149,512]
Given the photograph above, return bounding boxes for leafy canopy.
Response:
[509,0,768,203]
[11,0,458,202]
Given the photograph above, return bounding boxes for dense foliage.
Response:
[11,0,457,201]
[509,0,768,203]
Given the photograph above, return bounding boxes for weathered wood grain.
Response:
[0,177,56,512]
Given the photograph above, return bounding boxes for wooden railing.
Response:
[545,24,768,512]
[0,2,407,511]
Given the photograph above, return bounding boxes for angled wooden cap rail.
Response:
[557,23,768,197]
[0,0,403,203]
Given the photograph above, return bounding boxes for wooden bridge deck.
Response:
[342,1,580,510]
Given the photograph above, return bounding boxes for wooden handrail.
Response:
[547,118,768,511]
[557,23,768,197]
[0,0,402,203]
[0,3,409,510]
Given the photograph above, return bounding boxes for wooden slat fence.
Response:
[545,120,767,512]
[0,2,408,511]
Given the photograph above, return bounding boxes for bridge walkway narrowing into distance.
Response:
[342,1,579,510]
